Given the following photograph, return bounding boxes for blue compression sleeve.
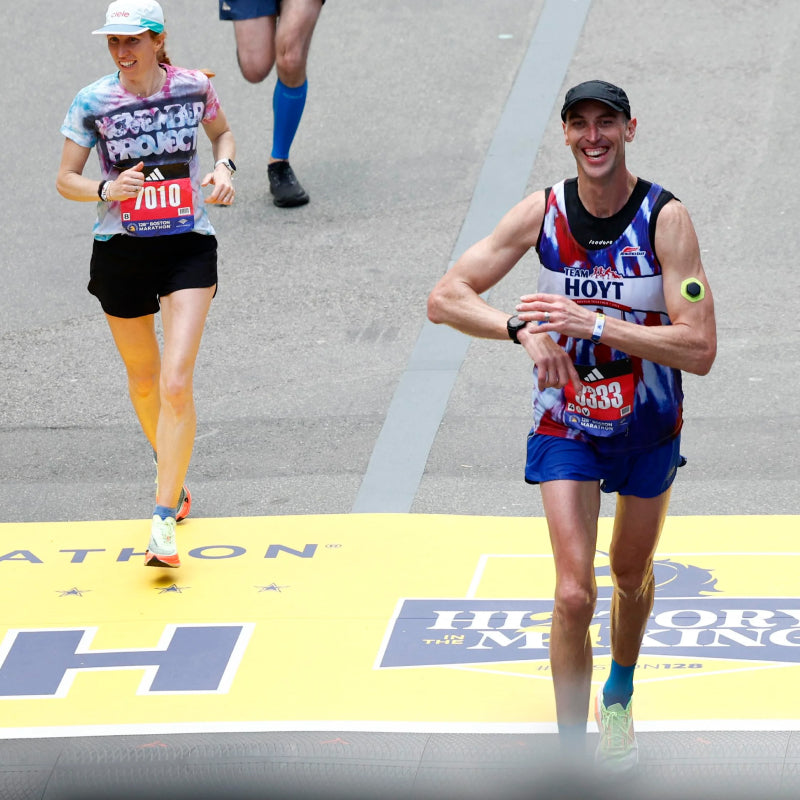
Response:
[271,79,308,160]
[602,660,636,707]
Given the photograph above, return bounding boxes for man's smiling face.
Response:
[563,100,637,179]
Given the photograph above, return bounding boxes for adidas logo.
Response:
[222,1,231,9]
[146,168,166,182]
[583,367,605,383]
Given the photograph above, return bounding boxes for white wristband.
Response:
[591,311,605,344]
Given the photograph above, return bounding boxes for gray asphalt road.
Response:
[1,1,799,797]
[1,0,797,522]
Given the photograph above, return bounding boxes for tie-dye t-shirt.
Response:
[61,65,221,240]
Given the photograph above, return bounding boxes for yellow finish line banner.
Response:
[1,514,799,736]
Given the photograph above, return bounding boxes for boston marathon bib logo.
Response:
[377,554,800,672]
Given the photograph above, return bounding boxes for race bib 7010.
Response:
[119,163,194,237]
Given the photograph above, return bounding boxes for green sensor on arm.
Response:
[680,278,705,302]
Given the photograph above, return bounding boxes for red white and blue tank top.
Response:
[532,178,683,453]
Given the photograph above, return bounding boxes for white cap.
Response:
[92,0,165,35]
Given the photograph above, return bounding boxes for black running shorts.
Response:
[89,232,218,319]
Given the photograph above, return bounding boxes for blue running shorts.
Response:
[219,0,325,19]
[219,0,280,20]
[525,433,682,498]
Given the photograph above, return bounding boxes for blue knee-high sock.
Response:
[602,660,635,707]
[271,79,308,160]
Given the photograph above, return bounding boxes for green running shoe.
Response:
[594,692,638,773]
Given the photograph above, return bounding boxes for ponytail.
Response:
[149,30,171,66]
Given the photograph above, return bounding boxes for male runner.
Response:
[427,80,716,770]
[219,0,324,207]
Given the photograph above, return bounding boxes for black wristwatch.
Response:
[507,314,528,344]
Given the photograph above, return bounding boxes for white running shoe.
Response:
[144,515,180,568]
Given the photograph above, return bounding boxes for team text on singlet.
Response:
[531,177,684,453]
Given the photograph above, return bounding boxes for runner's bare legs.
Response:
[607,491,671,665]
[541,479,601,729]
[155,286,215,508]
[105,313,161,449]
[105,284,214,510]
[542,480,671,731]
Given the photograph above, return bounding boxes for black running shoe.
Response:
[268,161,310,207]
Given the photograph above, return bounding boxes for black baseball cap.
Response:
[560,80,631,121]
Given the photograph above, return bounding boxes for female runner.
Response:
[57,0,236,568]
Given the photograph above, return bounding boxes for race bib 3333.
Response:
[563,358,634,437]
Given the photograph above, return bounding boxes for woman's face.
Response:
[107,32,162,77]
